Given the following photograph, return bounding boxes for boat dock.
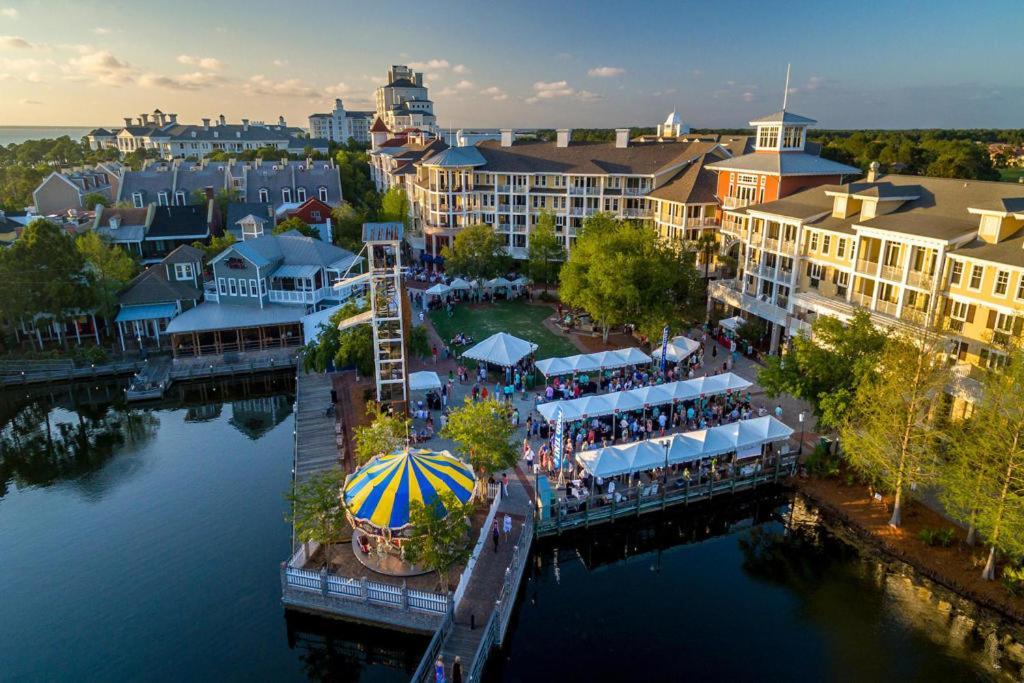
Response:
[292,369,343,483]
[0,358,142,387]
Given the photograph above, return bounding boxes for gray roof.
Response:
[243,160,342,206]
[287,138,330,153]
[165,302,306,334]
[157,123,298,143]
[147,204,210,239]
[118,253,202,307]
[706,152,861,177]
[173,162,230,196]
[749,110,817,126]
[472,139,721,175]
[421,145,487,168]
[745,193,835,221]
[952,234,1024,268]
[163,244,205,264]
[225,202,274,238]
[216,232,359,271]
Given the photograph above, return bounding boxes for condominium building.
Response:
[309,99,374,145]
[375,65,437,133]
[32,162,124,215]
[708,161,1024,413]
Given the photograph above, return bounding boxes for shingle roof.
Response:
[147,204,210,239]
[473,139,720,175]
[163,244,205,264]
[118,262,202,306]
[87,128,113,137]
[370,117,390,133]
[951,234,1024,268]
[646,153,723,204]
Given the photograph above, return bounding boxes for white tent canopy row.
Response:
[535,347,653,378]
[537,372,752,423]
[652,336,701,363]
[461,332,538,367]
[408,371,442,392]
[424,283,451,296]
[577,416,793,478]
[449,277,472,291]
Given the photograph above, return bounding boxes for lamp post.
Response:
[797,411,806,456]
[662,439,670,487]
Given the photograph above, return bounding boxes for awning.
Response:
[115,303,178,322]
[720,316,745,333]
[425,283,451,296]
[409,371,442,392]
[535,347,653,377]
[449,277,472,291]
[462,332,537,367]
[272,264,320,279]
[653,336,701,363]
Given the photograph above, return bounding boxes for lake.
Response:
[0,377,1011,681]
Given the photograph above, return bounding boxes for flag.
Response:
[660,324,670,371]
[553,409,565,469]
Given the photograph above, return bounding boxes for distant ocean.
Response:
[0,126,99,146]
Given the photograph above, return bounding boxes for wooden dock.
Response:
[0,358,142,387]
[292,369,343,484]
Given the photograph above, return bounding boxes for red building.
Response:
[285,197,334,225]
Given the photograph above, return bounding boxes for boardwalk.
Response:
[293,369,342,484]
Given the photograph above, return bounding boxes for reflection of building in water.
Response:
[185,404,222,422]
[285,611,425,679]
[229,395,293,439]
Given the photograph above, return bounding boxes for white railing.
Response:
[623,208,651,218]
[906,270,934,289]
[722,195,751,209]
[685,217,719,228]
[624,187,648,196]
[282,563,451,614]
[267,286,334,304]
[452,492,502,609]
[879,264,904,282]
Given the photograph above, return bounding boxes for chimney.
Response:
[202,118,211,131]
[866,160,880,182]
[278,115,286,126]
[500,128,514,147]
[219,114,226,126]
[415,73,423,87]
[556,128,571,148]
[204,186,215,201]
[169,113,177,124]
[140,113,149,125]
[242,118,249,131]
[124,117,133,127]
[615,128,630,149]
[335,98,343,110]
[136,117,144,126]
[280,157,288,168]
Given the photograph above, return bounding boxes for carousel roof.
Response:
[343,449,475,530]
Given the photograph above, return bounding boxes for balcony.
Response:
[720,221,744,239]
[875,299,898,316]
[708,279,789,326]
[756,265,777,280]
[204,282,219,303]
[268,286,335,305]
[685,217,719,228]
[879,264,904,282]
[764,237,782,252]
[778,240,798,255]
[570,207,597,217]
[624,187,649,197]
[623,208,651,219]
[722,196,752,210]
[855,259,879,275]
[850,291,872,307]
[906,270,934,289]
[496,184,511,192]
[779,268,793,281]
[568,186,589,195]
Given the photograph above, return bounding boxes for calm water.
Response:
[0,126,96,146]
[0,376,425,682]
[0,380,1010,682]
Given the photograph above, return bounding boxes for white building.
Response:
[375,65,437,133]
[308,99,374,145]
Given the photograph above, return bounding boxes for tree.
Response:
[76,231,137,326]
[840,329,949,527]
[189,189,208,206]
[408,324,430,358]
[332,202,365,251]
[286,467,348,570]
[81,192,109,209]
[403,491,474,592]
[758,311,889,431]
[526,210,565,286]
[379,186,410,228]
[441,398,517,499]
[941,349,1024,580]
[441,224,511,279]
[353,402,410,465]
[301,302,374,376]
[559,214,701,342]
[192,232,236,264]
[273,216,320,239]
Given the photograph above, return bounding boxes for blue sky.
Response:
[0,0,1021,129]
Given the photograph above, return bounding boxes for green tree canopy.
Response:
[441,398,517,499]
[81,192,110,209]
[408,325,430,358]
[192,232,236,264]
[403,491,474,592]
[758,311,889,431]
[331,202,365,251]
[286,467,348,570]
[379,187,410,228]
[76,231,138,322]
[526,210,565,286]
[440,224,512,279]
[839,329,949,527]
[353,402,410,465]
[301,301,373,376]
[273,216,320,239]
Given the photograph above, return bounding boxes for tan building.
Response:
[32,163,123,216]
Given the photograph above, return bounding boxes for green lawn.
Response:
[428,300,579,359]
[999,168,1024,183]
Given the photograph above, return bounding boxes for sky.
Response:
[0,0,1022,130]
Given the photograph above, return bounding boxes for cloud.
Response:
[481,86,508,101]
[525,80,601,104]
[0,56,54,82]
[0,35,33,49]
[18,98,42,105]
[63,49,132,85]
[139,70,226,90]
[244,74,319,98]
[176,54,223,71]
[787,75,829,95]
[587,66,624,78]
[742,91,757,102]
[92,27,112,35]
[272,59,288,67]
[438,79,475,97]
[408,58,449,70]
[452,64,470,74]
[1,7,18,18]
[652,88,677,97]
[691,68,704,77]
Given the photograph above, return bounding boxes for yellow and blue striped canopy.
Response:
[343,449,476,530]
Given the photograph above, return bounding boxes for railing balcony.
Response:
[778,240,798,255]
[757,265,777,280]
[569,207,597,217]
[906,270,934,289]
[764,237,781,251]
[496,184,511,192]
[568,186,588,195]
[855,259,879,275]
[267,286,335,304]
[685,217,719,228]
[623,208,651,219]
[720,221,744,239]
[850,291,872,307]
[203,283,219,303]
[946,318,965,333]
[779,268,793,281]
[776,295,789,309]
[879,264,904,282]
[624,187,648,196]
[722,195,752,209]
[875,299,898,316]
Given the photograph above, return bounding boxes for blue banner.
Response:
[660,324,670,371]
[552,410,565,470]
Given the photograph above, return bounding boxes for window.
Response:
[259,279,267,296]
[837,239,846,259]
[808,233,819,251]
[995,312,1014,334]
[258,188,269,203]
[239,279,248,296]
[282,188,292,203]
[175,190,187,206]
[132,192,144,208]
[822,235,831,254]
[980,348,1008,370]
[950,261,963,286]
[217,277,227,295]
[296,187,307,202]
[969,265,984,290]
[1017,275,1024,301]
[228,279,238,296]
[950,300,969,321]
[311,210,321,221]
[318,186,328,202]
[782,126,803,149]
[174,263,193,281]
[756,126,780,149]
[157,191,169,206]
[995,270,1010,296]
[249,279,258,296]
[807,263,823,287]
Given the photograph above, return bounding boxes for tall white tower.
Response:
[361,222,408,413]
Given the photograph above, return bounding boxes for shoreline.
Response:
[794,475,1024,626]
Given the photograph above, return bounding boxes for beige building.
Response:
[32,163,124,216]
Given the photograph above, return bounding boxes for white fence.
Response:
[452,492,502,609]
[282,565,450,615]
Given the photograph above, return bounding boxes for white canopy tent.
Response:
[652,336,701,364]
[449,277,472,291]
[485,277,513,289]
[408,371,442,392]
[535,347,654,378]
[536,372,752,423]
[719,316,745,333]
[511,276,530,287]
[576,416,793,478]
[461,332,538,367]
[424,283,451,296]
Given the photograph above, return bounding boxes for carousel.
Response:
[343,448,476,576]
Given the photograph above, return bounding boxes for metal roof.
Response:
[165,303,305,334]
[749,110,818,126]
[271,264,320,279]
[706,152,861,177]
[115,303,178,322]
[421,145,487,167]
[362,222,404,242]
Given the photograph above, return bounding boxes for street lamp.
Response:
[797,411,806,456]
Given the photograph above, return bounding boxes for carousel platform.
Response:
[350,535,430,577]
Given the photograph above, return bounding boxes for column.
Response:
[769,322,782,356]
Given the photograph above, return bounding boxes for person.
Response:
[503,513,512,538]
[491,520,500,553]
[774,404,783,420]
[452,656,463,683]
[432,345,438,364]
[501,472,509,498]
[435,656,445,683]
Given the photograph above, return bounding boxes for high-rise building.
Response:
[374,65,437,133]
[308,99,374,145]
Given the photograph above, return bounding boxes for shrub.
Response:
[918,527,956,548]
[805,441,841,478]
[1002,564,1024,596]
[538,289,558,302]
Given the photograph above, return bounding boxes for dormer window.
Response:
[296,187,307,202]
[174,263,194,281]
[157,191,169,206]
[318,186,328,202]
[258,188,269,203]
[132,192,144,208]
[175,190,186,205]
[756,126,780,149]
[282,188,292,203]
[782,126,804,149]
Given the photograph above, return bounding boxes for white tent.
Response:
[425,283,451,296]
[719,316,745,333]
[485,277,513,289]
[408,371,442,392]
[535,347,653,377]
[461,332,538,367]
[449,277,472,291]
[511,276,531,286]
[577,416,793,478]
[653,336,701,363]
[537,372,753,422]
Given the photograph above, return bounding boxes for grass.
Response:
[428,300,579,359]
[999,167,1024,183]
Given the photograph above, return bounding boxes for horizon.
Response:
[1,0,1022,129]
